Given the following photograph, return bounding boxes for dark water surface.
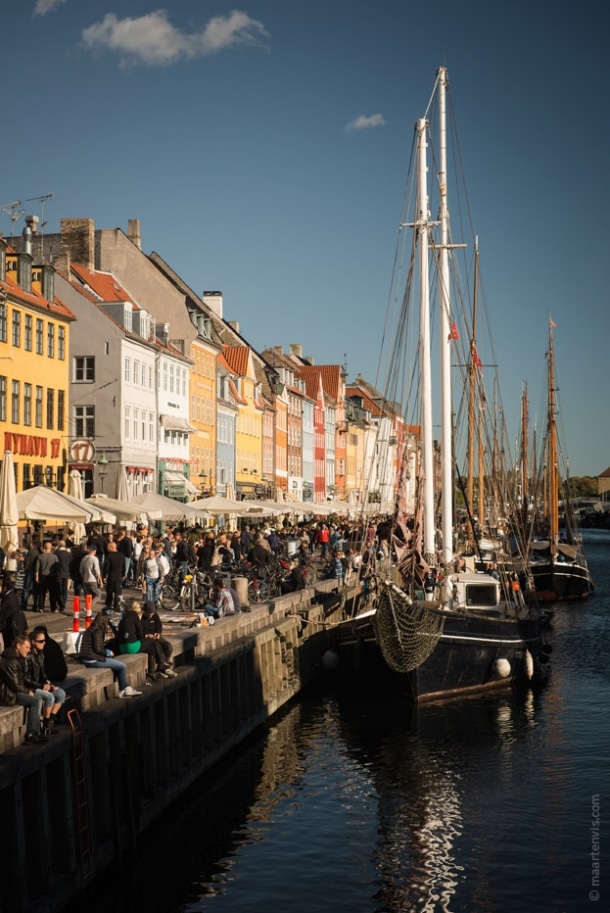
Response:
[68,532,609,913]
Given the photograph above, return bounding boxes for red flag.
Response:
[549,316,557,327]
[473,347,482,368]
[448,321,459,341]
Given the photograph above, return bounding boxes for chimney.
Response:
[156,322,170,346]
[228,320,240,334]
[17,251,32,294]
[203,290,223,318]
[127,219,142,250]
[42,264,55,304]
[60,218,95,269]
[289,343,303,359]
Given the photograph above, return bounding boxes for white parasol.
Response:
[0,451,19,552]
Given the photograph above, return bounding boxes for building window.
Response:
[22,464,31,490]
[169,364,175,393]
[35,386,43,427]
[74,405,95,438]
[141,363,146,387]
[163,363,168,391]
[0,303,6,342]
[12,310,20,347]
[46,388,54,429]
[0,376,6,422]
[58,326,66,360]
[124,405,130,439]
[24,383,32,426]
[74,356,95,382]
[47,323,55,358]
[24,315,32,351]
[149,414,154,442]
[125,357,130,382]
[57,390,65,431]
[133,408,139,441]
[11,380,20,423]
[134,361,140,385]
[141,410,146,441]
[148,365,152,389]
[36,319,43,355]
[182,368,187,397]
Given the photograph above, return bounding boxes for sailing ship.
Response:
[336,67,549,702]
[519,321,593,601]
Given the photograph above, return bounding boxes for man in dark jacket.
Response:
[0,575,28,649]
[21,540,40,609]
[27,630,66,734]
[117,531,134,587]
[31,624,68,683]
[0,636,45,744]
[102,542,126,611]
[141,600,176,676]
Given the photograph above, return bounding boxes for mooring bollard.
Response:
[85,593,92,627]
[72,595,80,633]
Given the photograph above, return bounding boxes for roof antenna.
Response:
[24,193,53,261]
[0,201,25,239]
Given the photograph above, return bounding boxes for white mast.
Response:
[416,117,435,562]
[437,66,454,565]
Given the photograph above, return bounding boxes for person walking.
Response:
[80,545,103,613]
[35,542,60,613]
[103,541,126,611]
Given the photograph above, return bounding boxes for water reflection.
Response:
[63,540,610,913]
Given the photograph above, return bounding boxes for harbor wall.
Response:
[0,582,354,913]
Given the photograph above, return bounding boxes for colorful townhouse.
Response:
[0,227,73,493]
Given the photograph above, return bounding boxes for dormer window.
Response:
[123,302,133,332]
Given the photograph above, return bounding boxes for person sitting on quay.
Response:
[324,549,345,582]
[0,574,28,652]
[280,558,306,594]
[0,635,46,744]
[78,612,141,698]
[27,630,66,736]
[117,600,173,684]
[204,578,236,619]
[31,623,68,684]
[141,601,177,678]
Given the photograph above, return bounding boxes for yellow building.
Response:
[0,238,73,492]
[223,345,264,499]
[189,337,217,495]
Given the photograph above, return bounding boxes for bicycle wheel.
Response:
[180,585,194,612]
[158,583,180,611]
[247,578,269,603]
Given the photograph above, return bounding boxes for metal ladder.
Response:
[67,707,93,884]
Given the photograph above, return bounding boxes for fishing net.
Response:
[373,582,445,673]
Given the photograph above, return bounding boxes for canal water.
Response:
[67,531,609,913]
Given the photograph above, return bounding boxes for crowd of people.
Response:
[0,517,377,746]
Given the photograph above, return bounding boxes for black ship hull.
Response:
[529,558,593,602]
[336,607,546,703]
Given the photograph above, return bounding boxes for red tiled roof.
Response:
[346,385,384,417]
[71,264,140,308]
[0,274,75,320]
[223,345,250,377]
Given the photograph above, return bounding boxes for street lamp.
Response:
[99,451,108,493]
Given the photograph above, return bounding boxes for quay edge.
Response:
[0,581,354,913]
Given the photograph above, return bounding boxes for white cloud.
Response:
[81,8,269,67]
[345,114,387,132]
[34,0,66,16]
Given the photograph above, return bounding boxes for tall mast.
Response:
[547,321,558,553]
[437,66,453,565]
[521,382,529,533]
[416,116,435,562]
[467,240,479,547]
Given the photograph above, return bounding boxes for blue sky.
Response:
[4,1,608,476]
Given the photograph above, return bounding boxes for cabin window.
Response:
[465,583,498,608]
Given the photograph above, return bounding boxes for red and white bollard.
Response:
[85,594,92,628]
[72,595,80,633]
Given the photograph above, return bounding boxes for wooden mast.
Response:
[547,319,559,556]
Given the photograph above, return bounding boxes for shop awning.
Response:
[159,414,196,433]
[164,471,199,495]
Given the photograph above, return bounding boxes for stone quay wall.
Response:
[0,580,355,913]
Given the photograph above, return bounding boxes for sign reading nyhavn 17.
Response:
[4,433,62,459]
